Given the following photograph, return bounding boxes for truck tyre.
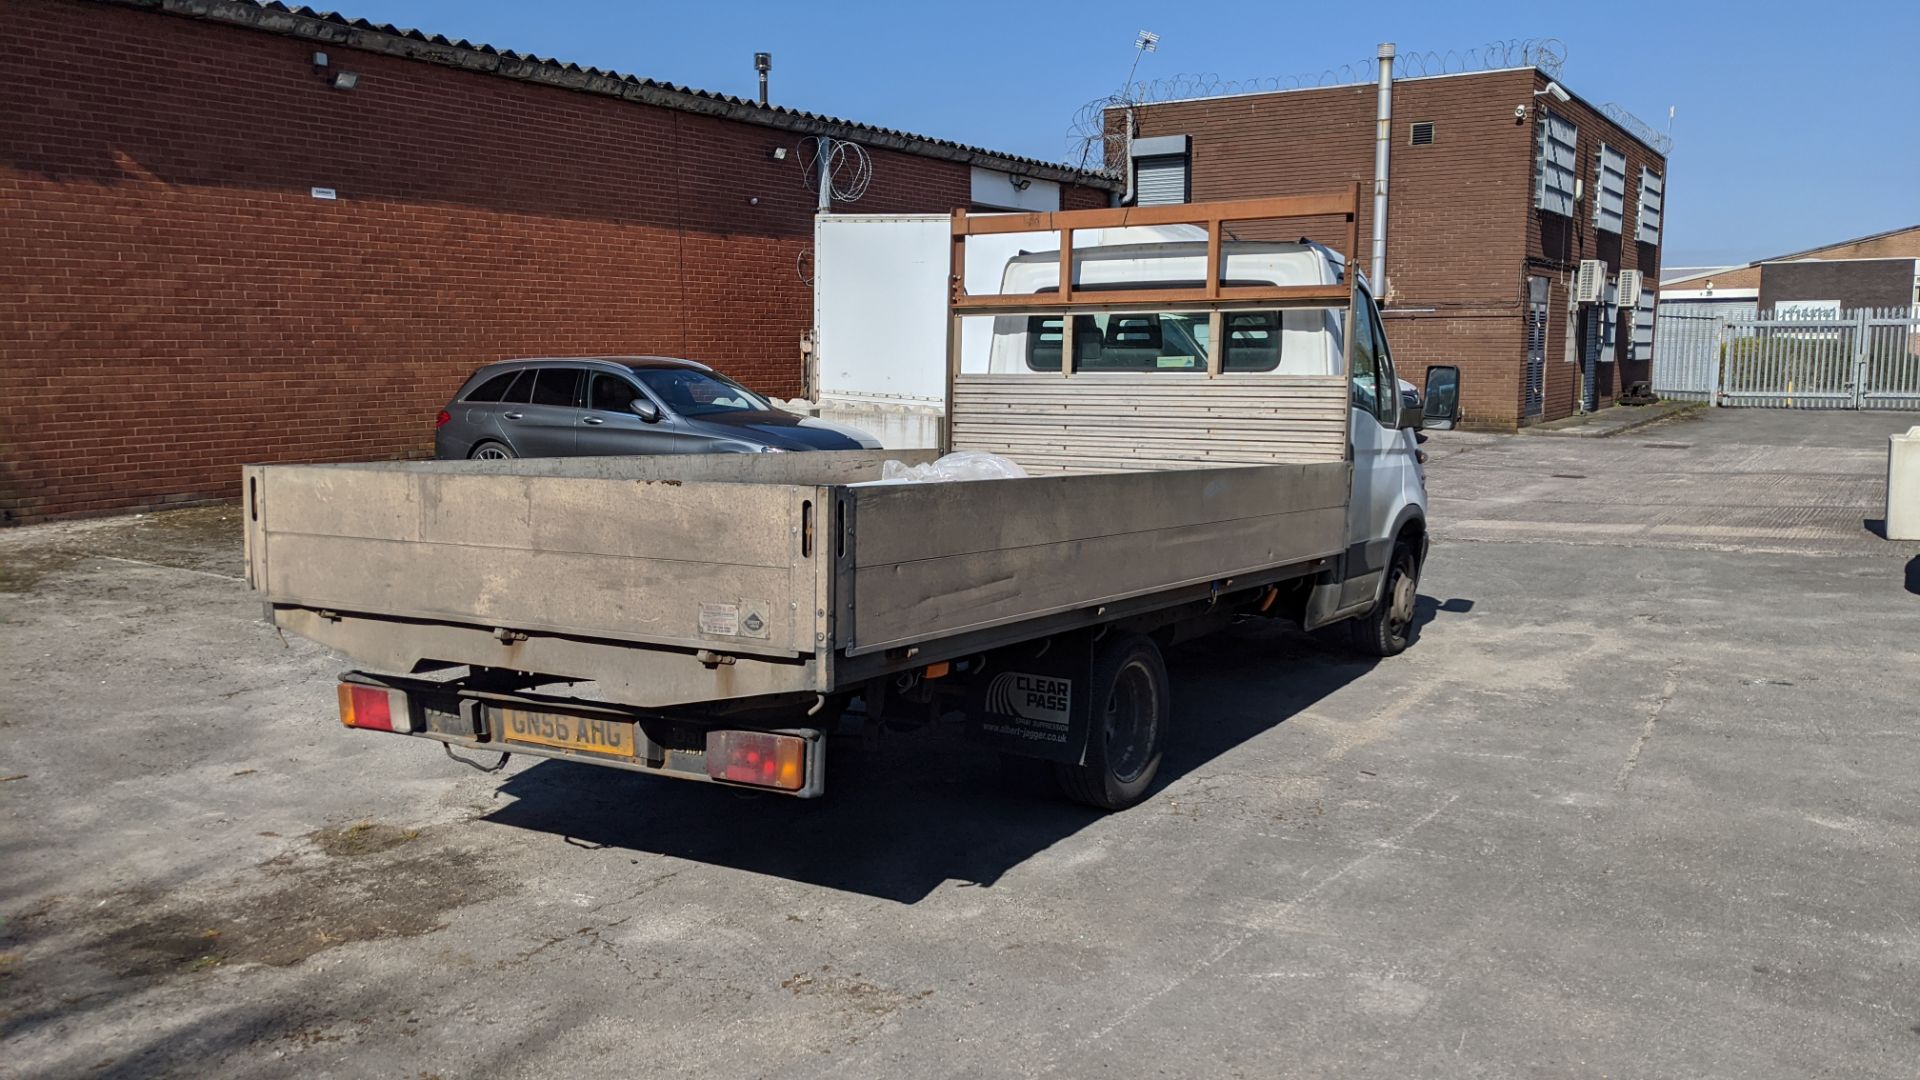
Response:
[1345,542,1419,657]
[1055,632,1169,811]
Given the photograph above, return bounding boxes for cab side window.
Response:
[1350,300,1381,415]
[1369,300,1398,424]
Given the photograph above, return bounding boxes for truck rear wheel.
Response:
[1054,632,1169,811]
[1344,542,1419,657]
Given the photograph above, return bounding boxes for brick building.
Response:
[1661,224,1920,318]
[0,0,1115,522]
[1110,66,1668,429]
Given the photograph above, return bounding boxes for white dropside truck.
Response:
[243,192,1459,810]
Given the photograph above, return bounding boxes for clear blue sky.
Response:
[346,0,1916,268]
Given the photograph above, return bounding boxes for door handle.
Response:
[503,411,524,420]
[582,416,605,425]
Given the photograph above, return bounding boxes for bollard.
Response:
[1889,426,1920,541]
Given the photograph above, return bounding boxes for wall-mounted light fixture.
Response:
[1008,175,1032,191]
[331,71,359,91]
[312,51,329,72]
[769,146,788,162]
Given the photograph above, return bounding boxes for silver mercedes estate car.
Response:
[434,356,879,460]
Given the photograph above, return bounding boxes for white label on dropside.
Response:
[698,602,740,636]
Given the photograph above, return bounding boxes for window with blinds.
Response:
[1534,110,1578,216]
[1594,144,1628,234]
[1635,167,1664,245]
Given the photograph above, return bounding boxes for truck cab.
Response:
[974,232,1440,653]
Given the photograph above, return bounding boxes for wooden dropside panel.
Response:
[950,374,1349,473]
[844,461,1351,655]
[252,465,821,657]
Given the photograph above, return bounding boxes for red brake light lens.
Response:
[435,410,452,429]
[337,683,397,732]
[705,731,806,791]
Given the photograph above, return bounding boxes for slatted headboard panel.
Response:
[950,374,1349,473]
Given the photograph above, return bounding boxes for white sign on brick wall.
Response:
[1774,299,1841,320]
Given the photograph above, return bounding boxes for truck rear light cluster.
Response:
[705,731,805,791]
[337,683,407,732]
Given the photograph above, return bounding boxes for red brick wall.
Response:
[0,0,1107,522]
[1123,68,1666,430]
[1523,72,1665,421]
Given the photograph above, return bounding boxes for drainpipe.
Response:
[816,136,831,213]
[1370,42,1394,293]
[1119,106,1137,206]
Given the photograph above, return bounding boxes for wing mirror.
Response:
[629,397,661,423]
[1422,366,1461,431]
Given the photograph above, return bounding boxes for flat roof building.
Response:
[1108,65,1669,429]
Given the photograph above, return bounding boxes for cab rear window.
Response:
[1025,310,1282,373]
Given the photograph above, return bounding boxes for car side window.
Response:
[501,369,535,404]
[530,368,581,407]
[589,374,640,413]
[464,371,517,403]
[1350,300,1381,415]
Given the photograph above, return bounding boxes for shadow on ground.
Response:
[482,600,1472,903]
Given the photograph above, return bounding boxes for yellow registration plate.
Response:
[496,708,638,759]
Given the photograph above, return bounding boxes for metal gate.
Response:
[1657,306,1920,409]
[1651,310,1729,402]
[1719,307,1920,409]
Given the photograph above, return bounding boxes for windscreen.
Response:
[631,368,772,416]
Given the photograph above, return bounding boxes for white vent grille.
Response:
[1534,110,1578,217]
[1635,168,1664,245]
[1574,260,1607,304]
[1594,144,1628,234]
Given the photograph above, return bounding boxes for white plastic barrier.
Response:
[1888,426,1920,541]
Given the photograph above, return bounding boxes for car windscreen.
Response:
[631,368,771,417]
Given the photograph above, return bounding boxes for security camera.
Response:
[1533,81,1570,103]
[1513,103,1528,120]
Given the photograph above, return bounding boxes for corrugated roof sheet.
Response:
[125,0,1115,188]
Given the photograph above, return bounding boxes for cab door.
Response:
[1340,289,1411,609]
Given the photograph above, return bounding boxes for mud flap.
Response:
[964,633,1094,766]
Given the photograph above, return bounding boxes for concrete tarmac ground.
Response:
[2,409,1917,1079]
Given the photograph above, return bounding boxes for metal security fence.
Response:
[1654,306,1920,410]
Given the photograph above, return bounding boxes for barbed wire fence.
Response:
[1063,37,1686,175]
[1600,103,1675,156]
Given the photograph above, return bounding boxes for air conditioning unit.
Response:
[1574,260,1607,304]
[1617,268,1644,301]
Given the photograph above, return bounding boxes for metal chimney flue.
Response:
[1371,42,1394,295]
[754,52,771,107]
